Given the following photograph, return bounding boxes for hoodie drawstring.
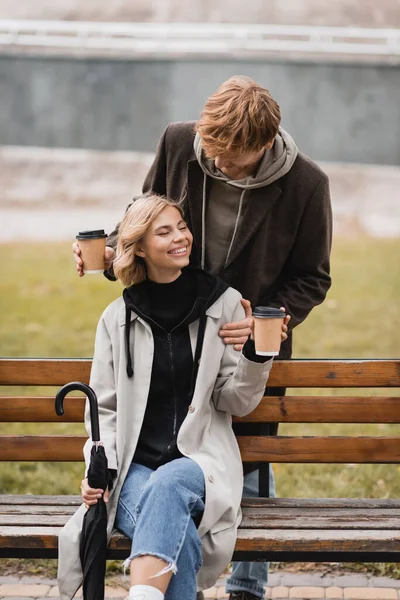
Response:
[189,300,207,401]
[125,306,134,378]
[224,189,245,269]
[201,174,207,270]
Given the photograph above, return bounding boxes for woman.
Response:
[58,194,288,600]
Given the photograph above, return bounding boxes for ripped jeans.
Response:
[115,457,205,600]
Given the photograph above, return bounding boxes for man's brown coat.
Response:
[139,121,332,358]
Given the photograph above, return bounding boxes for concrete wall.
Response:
[1,54,399,164]
[3,0,400,27]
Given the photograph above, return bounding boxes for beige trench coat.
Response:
[57,287,273,599]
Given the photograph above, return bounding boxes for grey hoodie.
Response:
[193,128,298,274]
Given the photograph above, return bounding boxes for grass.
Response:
[293,235,400,359]
[1,236,399,359]
[1,237,400,577]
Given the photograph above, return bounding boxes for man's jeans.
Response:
[226,466,276,599]
[115,458,205,600]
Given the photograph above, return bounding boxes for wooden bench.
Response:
[1,357,400,563]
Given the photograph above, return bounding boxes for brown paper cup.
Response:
[253,307,285,356]
[76,230,107,274]
[79,238,106,274]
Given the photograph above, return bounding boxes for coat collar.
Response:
[186,158,283,270]
[118,293,224,326]
[186,158,208,251]
[118,305,138,327]
[205,295,223,319]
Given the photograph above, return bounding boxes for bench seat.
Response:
[1,496,400,562]
[1,358,399,565]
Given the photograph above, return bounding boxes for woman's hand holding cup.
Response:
[253,306,291,357]
[281,310,291,341]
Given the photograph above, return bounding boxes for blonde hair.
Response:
[113,194,184,287]
[195,75,281,157]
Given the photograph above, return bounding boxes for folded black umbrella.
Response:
[55,382,108,600]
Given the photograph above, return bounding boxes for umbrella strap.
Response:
[93,441,104,451]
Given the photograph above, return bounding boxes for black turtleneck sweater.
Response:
[145,270,197,332]
[132,270,203,470]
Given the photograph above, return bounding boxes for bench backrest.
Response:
[0,358,399,464]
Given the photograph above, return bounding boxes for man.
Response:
[74,76,332,599]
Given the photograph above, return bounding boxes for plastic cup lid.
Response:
[76,229,107,240]
[253,306,285,318]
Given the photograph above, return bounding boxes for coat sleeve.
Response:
[267,174,332,329]
[212,299,273,417]
[83,313,118,472]
[103,226,124,281]
[142,125,169,196]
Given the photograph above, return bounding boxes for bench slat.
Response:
[0,359,91,387]
[2,509,400,530]
[1,435,400,463]
[1,359,399,387]
[3,495,400,509]
[2,395,400,423]
[0,396,85,422]
[0,436,86,461]
[1,526,399,554]
[238,436,400,463]
[240,508,400,530]
[0,495,82,506]
[2,434,130,461]
[235,396,400,423]
[241,497,400,508]
[1,515,75,525]
[234,529,400,553]
[0,505,77,516]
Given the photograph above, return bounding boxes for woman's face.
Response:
[137,206,193,282]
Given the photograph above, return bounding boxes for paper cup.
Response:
[253,306,285,356]
[76,230,107,274]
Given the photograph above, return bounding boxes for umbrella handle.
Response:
[55,381,100,442]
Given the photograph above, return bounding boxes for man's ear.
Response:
[264,137,275,151]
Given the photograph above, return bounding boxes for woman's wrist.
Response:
[242,338,271,363]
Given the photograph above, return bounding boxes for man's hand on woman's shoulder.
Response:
[219,298,252,351]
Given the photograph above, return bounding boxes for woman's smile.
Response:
[168,246,189,256]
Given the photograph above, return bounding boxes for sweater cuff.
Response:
[242,338,272,363]
[103,269,117,282]
[107,469,117,490]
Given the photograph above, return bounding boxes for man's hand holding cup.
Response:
[72,232,115,277]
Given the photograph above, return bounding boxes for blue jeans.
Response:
[115,458,205,600]
[226,466,275,599]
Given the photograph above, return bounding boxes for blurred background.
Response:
[1,1,400,530]
[2,0,400,244]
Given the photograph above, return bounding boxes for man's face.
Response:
[210,141,274,180]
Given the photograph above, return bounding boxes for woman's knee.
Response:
[150,458,204,495]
